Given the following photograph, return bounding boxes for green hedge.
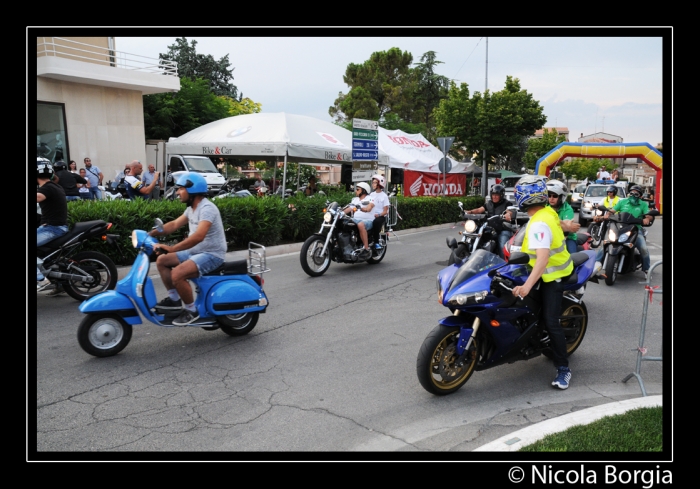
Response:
[62,193,486,265]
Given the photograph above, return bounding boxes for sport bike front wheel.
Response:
[416,324,478,395]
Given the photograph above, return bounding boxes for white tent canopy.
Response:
[167,112,389,166]
[377,127,470,173]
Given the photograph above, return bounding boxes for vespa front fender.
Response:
[78,290,142,324]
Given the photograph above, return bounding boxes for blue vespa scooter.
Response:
[77,219,270,357]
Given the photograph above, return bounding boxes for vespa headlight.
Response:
[464,220,477,233]
[447,290,488,306]
[323,211,333,223]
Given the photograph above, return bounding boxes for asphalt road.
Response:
[33,217,664,459]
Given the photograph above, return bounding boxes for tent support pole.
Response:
[282,154,288,198]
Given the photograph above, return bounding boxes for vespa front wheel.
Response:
[218,312,259,336]
[300,235,331,277]
[416,324,478,396]
[77,314,132,357]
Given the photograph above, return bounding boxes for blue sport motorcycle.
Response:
[416,248,599,395]
[77,220,270,358]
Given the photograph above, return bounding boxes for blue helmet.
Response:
[175,172,208,195]
[514,175,548,210]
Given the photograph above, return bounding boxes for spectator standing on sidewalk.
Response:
[83,157,104,200]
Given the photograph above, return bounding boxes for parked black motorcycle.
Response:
[597,205,659,286]
[37,220,122,301]
[300,200,387,277]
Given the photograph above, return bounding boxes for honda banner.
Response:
[404,170,467,197]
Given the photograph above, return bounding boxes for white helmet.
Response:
[356,182,371,194]
[546,179,568,197]
[371,174,385,188]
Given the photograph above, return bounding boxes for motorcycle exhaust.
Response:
[47,271,96,283]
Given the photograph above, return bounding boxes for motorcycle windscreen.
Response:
[447,249,505,291]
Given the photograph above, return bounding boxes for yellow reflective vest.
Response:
[521,206,573,282]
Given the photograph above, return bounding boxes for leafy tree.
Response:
[434,76,547,169]
[410,51,450,142]
[220,96,262,117]
[330,48,421,131]
[330,48,450,141]
[523,128,568,171]
[144,77,231,139]
[160,37,240,99]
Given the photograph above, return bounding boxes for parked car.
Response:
[501,174,548,204]
[570,183,588,211]
[579,183,627,226]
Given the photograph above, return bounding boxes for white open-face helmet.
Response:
[371,174,385,188]
[356,182,371,194]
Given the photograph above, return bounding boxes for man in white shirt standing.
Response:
[596,165,611,182]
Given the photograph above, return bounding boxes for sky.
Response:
[113,29,668,146]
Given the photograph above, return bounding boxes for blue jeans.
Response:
[88,187,101,200]
[66,195,81,201]
[37,224,69,279]
[595,232,650,271]
[565,238,578,255]
[497,230,513,258]
[175,251,225,277]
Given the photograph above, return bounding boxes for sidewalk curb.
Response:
[473,395,662,452]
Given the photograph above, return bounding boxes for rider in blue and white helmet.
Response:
[513,174,574,391]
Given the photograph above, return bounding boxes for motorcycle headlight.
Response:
[618,231,631,243]
[464,220,477,233]
[448,290,488,306]
[607,228,618,242]
[323,211,333,223]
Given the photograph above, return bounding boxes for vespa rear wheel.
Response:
[63,251,119,301]
[447,243,469,266]
[218,312,259,336]
[605,255,618,286]
[543,299,588,359]
[77,313,132,357]
[416,324,478,395]
[300,235,331,277]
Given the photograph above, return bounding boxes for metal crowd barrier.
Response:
[385,195,400,241]
[622,260,663,396]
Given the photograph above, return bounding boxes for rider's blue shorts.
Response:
[175,251,224,277]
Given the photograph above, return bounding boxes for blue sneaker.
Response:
[552,366,571,390]
[374,243,382,250]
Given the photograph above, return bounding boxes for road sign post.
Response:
[352,119,379,180]
[437,137,455,197]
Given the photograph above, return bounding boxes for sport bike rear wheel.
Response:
[416,324,478,395]
[544,299,588,359]
[63,251,118,301]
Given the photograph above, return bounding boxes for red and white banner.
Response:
[404,170,467,197]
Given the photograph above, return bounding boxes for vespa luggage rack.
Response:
[248,242,270,276]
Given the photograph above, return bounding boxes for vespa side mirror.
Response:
[153,218,164,234]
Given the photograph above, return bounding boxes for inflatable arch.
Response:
[535,142,663,214]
